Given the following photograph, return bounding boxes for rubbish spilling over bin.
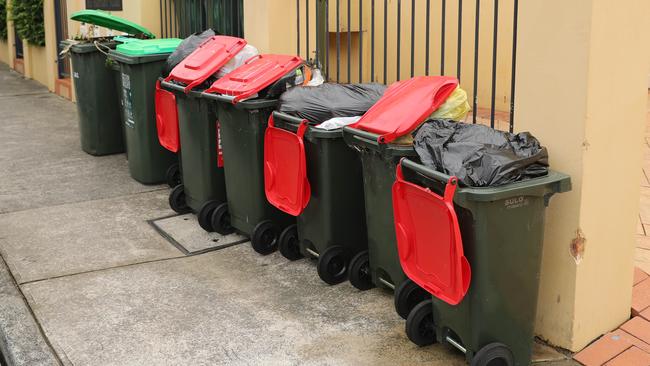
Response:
[342,76,459,319]
[108,37,182,184]
[202,54,307,254]
[262,83,385,284]
[66,10,156,156]
[157,35,249,231]
[394,155,570,366]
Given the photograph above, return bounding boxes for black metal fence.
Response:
[297,0,519,132]
[159,0,244,39]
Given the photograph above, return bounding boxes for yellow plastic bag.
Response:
[430,86,471,121]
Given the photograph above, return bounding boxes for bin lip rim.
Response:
[271,115,345,139]
[108,50,173,64]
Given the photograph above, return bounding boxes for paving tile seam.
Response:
[0,254,63,366]
[0,92,52,99]
[17,254,189,286]
[0,187,169,217]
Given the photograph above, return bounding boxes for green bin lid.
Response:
[115,38,182,56]
[70,10,156,39]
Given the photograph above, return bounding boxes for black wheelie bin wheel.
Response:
[279,224,303,261]
[211,203,235,235]
[470,343,514,366]
[348,250,375,291]
[169,184,191,214]
[317,246,347,285]
[405,299,437,347]
[198,200,221,232]
[165,162,182,188]
[251,220,279,255]
[395,278,430,320]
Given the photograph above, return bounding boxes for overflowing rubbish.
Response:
[278,83,387,124]
[414,119,549,187]
[163,29,216,76]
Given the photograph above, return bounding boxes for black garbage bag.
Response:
[414,119,549,187]
[163,29,216,77]
[278,83,387,124]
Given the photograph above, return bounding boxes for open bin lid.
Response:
[115,38,182,56]
[392,161,471,305]
[70,10,155,39]
[155,81,180,153]
[205,54,304,103]
[264,114,311,216]
[349,76,458,143]
[164,36,246,93]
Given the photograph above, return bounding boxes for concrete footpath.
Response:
[0,64,576,366]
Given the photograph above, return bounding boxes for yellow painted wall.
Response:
[24,44,49,86]
[516,0,650,350]
[0,40,8,64]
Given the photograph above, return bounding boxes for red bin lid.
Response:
[165,36,246,93]
[264,115,311,216]
[154,81,180,153]
[392,162,471,305]
[349,76,458,143]
[205,54,304,103]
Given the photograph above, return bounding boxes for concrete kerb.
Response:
[0,255,61,366]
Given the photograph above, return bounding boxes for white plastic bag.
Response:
[216,44,259,79]
[306,68,325,86]
[315,116,362,130]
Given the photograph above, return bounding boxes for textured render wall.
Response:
[0,40,8,65]
[516,0,650,351]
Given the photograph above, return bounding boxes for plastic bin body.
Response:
[397,159,571,365]
[68,42,124,156]
[110,52,177,184]
[215,99,293,235]
[272,117,367,260]
[342,128,417,289]
[175,89,226,211]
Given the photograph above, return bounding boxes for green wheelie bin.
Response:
[157,36,247,231]
[394,158,570,366]
[264,111,368,285]
[108,38,182,184]
[201,54,306,255]
[342,76,459,319]
[67,10,156,156]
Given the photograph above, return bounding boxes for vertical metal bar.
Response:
[457,0,463,81]
[441,0,446,75]
[410,0,415,77]
[371,0,375,81]
[326,0,330,79]
[160,0,164,38]
[336,0,341,82]
[173,0,177,38]
[509,0,518,132]
[396,0,401,81]
[297,0,301,56]
[489,0,498,128]
[316,0,320,65]
[425,0,430,76]
[358,0,363,82]
[472,0,480,124]
[306,0,310,61]
[347,0,351,83]
[383,0,387,84]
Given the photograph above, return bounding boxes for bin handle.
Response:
[397,159,457,204]
[160,79,186,93]
[268,114,308,139]
[244,54,262,65]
